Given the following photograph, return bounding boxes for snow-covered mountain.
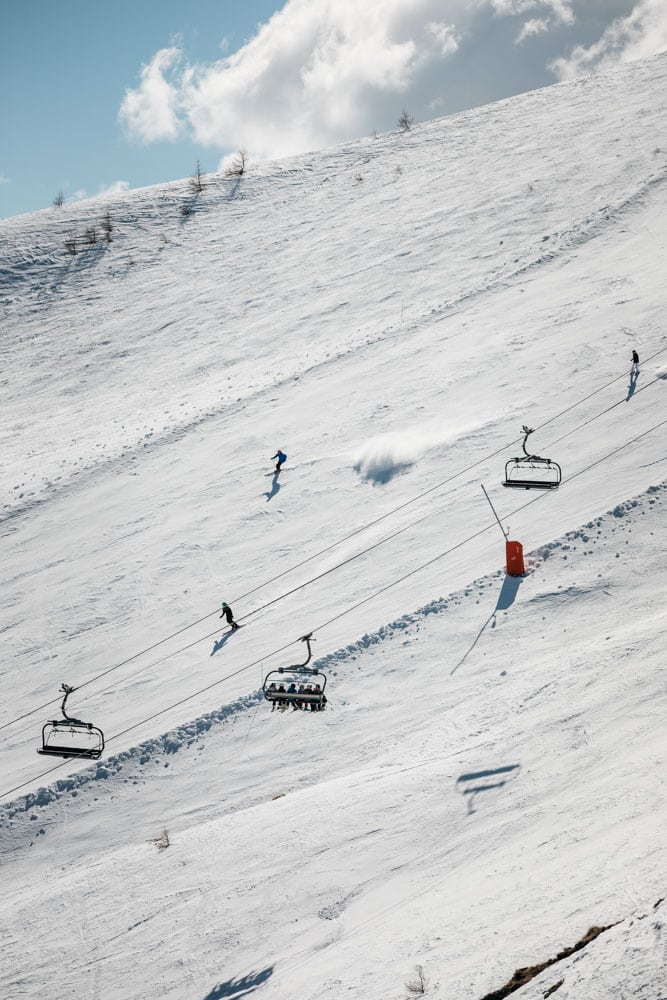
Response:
[1,52,666,1000]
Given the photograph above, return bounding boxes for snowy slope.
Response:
[1,53,666,1000]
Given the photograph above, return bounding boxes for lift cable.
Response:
[3,414,664,803]
[1,359,664,737]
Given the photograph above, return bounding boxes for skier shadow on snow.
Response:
[263,472,281,502]
[450,573,523,675]
[626,373,638,401]
[456,764,521,815]
[211,630,236,656]
[204,966,273,999]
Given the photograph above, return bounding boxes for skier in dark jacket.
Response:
[631,350,640,377]
[271,449,287,473]
[220,601,240,630]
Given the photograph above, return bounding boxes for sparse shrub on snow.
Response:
[189,159,205,195]
[405,965,429,995]
[53,190,64,208]
[224,149,248,177]
[151,829,170,851]
[398,109,414,132]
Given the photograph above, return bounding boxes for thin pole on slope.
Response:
[481,485,508,540]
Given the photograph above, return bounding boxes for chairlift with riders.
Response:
[263,633,327,711]
[37,683,105,760]
[503,425,562,490]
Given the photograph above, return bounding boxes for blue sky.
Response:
[1,0,665,220]
[0,0,282,218]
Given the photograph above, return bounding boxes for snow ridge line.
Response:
[1,480,663,821]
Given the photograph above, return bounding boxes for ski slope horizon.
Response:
[1,52,666,1000]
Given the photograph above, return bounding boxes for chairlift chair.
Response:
[38,683,105,760]
[503,425,561,490]
[263,633,327,710]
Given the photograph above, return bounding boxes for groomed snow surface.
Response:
[1,52,666,1000]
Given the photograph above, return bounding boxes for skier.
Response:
[220,601,240,630]
[271,449,287,473]
[631,350,640,378]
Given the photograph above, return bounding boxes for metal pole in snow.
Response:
[481,485,509,540]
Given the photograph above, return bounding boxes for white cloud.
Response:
[70,181,132,203]
[94,180,131,199]
[118,0,471,158]
[119,47,183,142]
[491,0,574,25]
[516,18,550,43]
[117,0,663,163]
[426,21,460,56]
[550,0,667,79]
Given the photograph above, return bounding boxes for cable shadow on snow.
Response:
[450,573,524,675]
[204,966,273,1000]
[263,472,281,502]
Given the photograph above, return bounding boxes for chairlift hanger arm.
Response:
[59,683,76,722]
[521,425,535,458]
[296,632,315,667]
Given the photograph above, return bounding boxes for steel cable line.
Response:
[234,343,667,610]
[1,353,665,737]
[3,414,664,803]
[531,342,666,433]
[12,366,663,722]
[542,372,663,450]
[0,607,223,735]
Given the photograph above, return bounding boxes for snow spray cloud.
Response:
[353,428,450,484]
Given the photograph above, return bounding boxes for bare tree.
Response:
[83,226,97,246]
[64,237,77,255]
[397,109,414,132]
[224,149,248,177]
[53,191,65,208]
[189,160,205,194]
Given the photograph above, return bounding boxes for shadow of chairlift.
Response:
[262,633,327,711]
[503,426,561,490]
[456,764,521,814]
[37,683,105,760]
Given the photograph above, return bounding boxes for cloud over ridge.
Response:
[118,1,667,160]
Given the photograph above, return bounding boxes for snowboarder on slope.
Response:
[631,350,640,378]
[271,449,287,473]
[220,601,240,630]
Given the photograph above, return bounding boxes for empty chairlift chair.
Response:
[263,633,327,711]
[38,683,105,760]
[503,425,562,491]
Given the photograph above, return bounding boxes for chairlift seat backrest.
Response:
[38,720,105,759]
[37,684,105,760]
